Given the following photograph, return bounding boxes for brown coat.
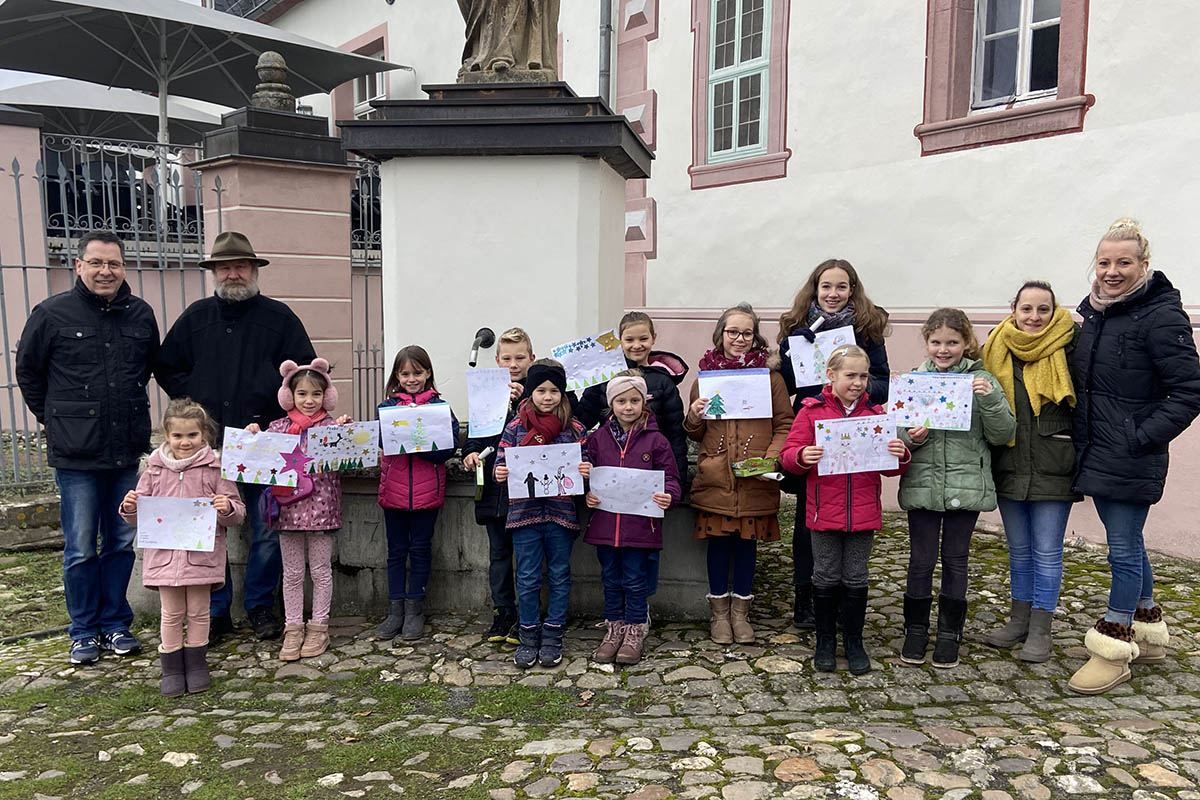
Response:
[685,365,794,520]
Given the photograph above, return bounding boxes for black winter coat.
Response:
[1071,272,1200,505]
[462,377,524,523]
[155,293,315,432]
[16,278,159,470]
[575,351,689,478]
[779,327,890,411]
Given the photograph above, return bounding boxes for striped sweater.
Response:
[494,416,588,531]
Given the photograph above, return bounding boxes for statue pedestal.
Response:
[458,68,557,84]
[340,84,652,410]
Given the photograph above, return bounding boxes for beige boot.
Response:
[278,623,305,662]
[730,594,755,643]
[300,622,330,658]
[707,594,733,645]
[1131,606,1169,665]
[1068,620,1139,695]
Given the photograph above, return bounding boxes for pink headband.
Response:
[606,375,647,406]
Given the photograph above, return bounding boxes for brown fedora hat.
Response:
[199,231,270,268]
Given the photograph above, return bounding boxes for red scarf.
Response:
[517,398,563,446]
[286,407,328,435]
[698,346,768,371]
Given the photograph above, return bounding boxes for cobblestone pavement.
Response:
[1,511,1199,800]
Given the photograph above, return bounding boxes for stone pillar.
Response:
[339,83,652,410]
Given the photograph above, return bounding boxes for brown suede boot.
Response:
[592,620,625,663]
[300,622,330,659]
[278,623,305,662]
[1131,605,1169,665]
[730,594,755,643]
[615,622,648,665]
[708,594,733,645]
[1068,619,1139,695]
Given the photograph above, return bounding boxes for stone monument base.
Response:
[458,68,557,84]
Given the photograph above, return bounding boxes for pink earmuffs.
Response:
[278,358,339,412]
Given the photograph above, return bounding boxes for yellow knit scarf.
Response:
[982,306,1076,446]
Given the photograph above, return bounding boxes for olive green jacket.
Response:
[898,357,1016,512]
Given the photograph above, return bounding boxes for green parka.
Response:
[898,357,1016,512]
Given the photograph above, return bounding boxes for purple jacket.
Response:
[266,415,343,531]
[584,413,683,550]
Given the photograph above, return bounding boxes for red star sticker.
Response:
[873,425,883,434]
[237,464,246,472]
[894,401,904,409]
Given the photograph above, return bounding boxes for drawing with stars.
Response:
[220,427,301,486]
[886,371,974,431]
[815,415,899,476]
[379,403,455,455]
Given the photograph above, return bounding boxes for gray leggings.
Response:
[811,530,875,588]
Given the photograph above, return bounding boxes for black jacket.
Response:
[155,293,315,432]
[462,377,525,523]
[779,327,891,411]
[15,278,159,470]
[575,351,690,478]
[1071,272,1200,505]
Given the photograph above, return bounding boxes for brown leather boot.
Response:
[615,622,648,665]
[730,594,755,643]
[1131,605,1169,665]
[278,623,305,662]
[707,594,733,645]
[592,620,625,663]
[300,622,330,658]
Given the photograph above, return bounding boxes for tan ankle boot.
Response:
[615,622,648,665]
[300,622,330,658]
[707,594,733,645]
[279,623,305,662]
[730,594,755,643]
[592,620,625,663]
[1068,620,1139,695]
[1131,606,1169,665]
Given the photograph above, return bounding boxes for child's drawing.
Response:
[815,415,899,477]
[589,466,665,518]
[221,427,300,486]
[505,443,585,499]
[465,367,512,437]
[887,372,974,431]
[788,325,856,387]
[697,368,773,420]
[551,329,628,392]
[136,496,218,552]
[306,421,380,472]
[379,403,455,455]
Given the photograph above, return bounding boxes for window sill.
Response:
[689,149,791,190]
[915,94,1095,155]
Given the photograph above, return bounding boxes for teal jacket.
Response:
[898,357,1016,513]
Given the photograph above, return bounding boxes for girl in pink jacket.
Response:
[250,359,351,663]
[781,345,910,677]
[120,399,245,697]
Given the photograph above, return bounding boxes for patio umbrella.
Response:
[0,77,225,143]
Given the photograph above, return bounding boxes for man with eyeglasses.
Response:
[16,230,159,666]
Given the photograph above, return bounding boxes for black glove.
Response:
[792,327,816,343]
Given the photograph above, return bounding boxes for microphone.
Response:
[468,327,496,367]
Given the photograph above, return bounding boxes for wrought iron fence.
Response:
[351,158,385,421]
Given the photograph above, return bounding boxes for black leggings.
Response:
[906,509,979,600]
[791,482,814,588]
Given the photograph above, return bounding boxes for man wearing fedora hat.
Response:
[157,231,315,641]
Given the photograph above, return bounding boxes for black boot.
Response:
[159,647,186,697]
[932,595,969,669]
[811,584,840,672]
[182,645,210,694]
[514,624,540,669]
[401,598,425,640]
[792,583,816,630]
[901,595,933,665]
[372,599,405,640]
[539,623,564,667]
[840,584,871,675]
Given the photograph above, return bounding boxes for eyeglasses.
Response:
[82,259,125,270]
[723,329,755,341]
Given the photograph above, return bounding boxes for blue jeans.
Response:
[646,549,660,598]
[595,545,653,624]
[997,499,1071,612]
[210,483,280,618]
[512,522,574,627]
[56,467,138,640]
[384,508,439,600]
[706,535,757,596]
[1093,497,1155,625]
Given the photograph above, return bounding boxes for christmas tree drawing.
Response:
[412,416,428,451]
[707,392,727,419]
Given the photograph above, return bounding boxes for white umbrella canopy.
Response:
[0,76,225,142]
[0,0,405,145]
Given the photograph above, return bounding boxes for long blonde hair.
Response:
[777,259,890,344]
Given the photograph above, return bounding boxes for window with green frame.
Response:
[708,0,770,163]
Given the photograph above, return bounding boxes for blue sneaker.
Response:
[101,630,142,656]
[69,636,101,665]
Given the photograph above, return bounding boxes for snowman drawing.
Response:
[540,474,553,496]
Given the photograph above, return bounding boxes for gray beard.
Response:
[215,280,260,302]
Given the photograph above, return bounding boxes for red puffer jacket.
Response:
[780,385,910,532]
[377,389,460,510]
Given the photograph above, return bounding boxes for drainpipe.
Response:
[598,0,614,107]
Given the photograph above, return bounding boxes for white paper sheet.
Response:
[815,414,900,476]
[379,403,456,455]
[504,442,585,499]
[306,421,380,472]
[697,368,773,420]
[221,428,301,486]
[787,324,857,387]
[136,496,218,552]
[886,372,975,431]
[465,367,512,437]
[551,329,628,392]
[590,466,665,518]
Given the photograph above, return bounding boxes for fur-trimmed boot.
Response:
[730,594,755,643]
[1068,620,1140,695]
[1131,605,1169,665]
[986,598,1032,648]
[707,594,733,645]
